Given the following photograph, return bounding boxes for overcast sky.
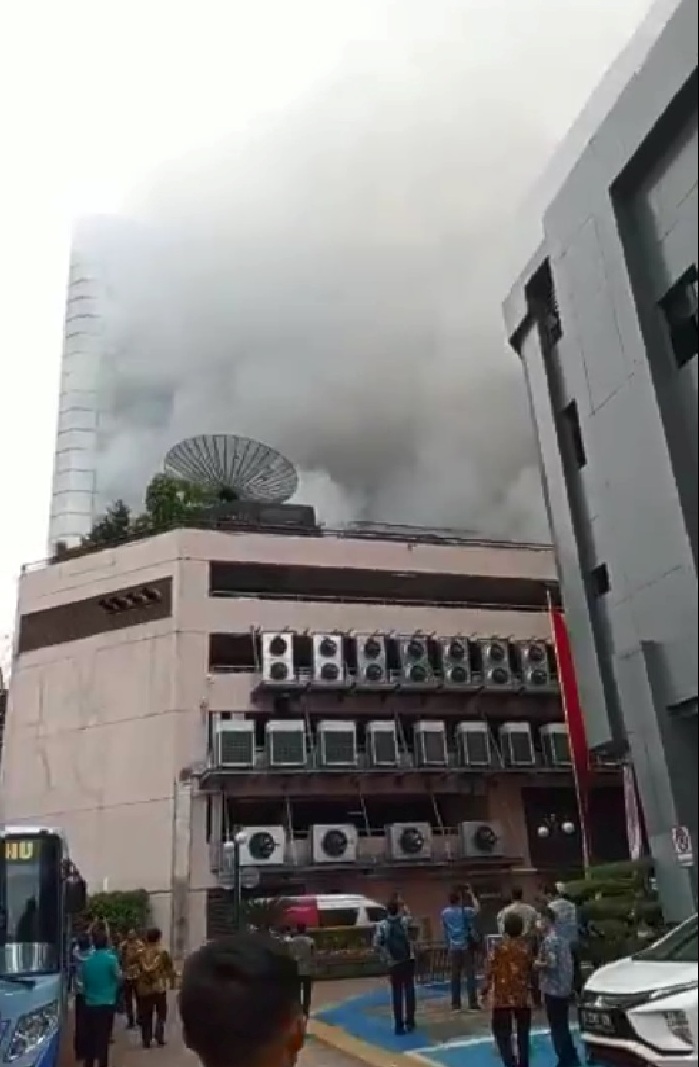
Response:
[0,0,654,664]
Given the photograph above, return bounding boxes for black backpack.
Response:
[384,917,411,964]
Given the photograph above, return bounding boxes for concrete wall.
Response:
[504,0,697,920]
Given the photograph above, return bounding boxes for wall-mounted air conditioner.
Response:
[312,633,346,686]
[317,720,358,767]
[214,721,256,769]
[540,723,572,767]
[499,722,536,767]
[456,722,492,768]
[441,637,472,687]
[367,721,399,767]
[261,632,295,685]
[518,641,552,689]
[238,826,286,867]
[388,822,432,861]
[355,634,389,687]
[414,721,448,767]
[265,720,307,768]
[459,820,505,858]
[399,635,434,687]
[311,824,359,864]
[480,639,512,688]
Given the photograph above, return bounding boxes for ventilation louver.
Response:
[367,721,399,767]
[265,720,307,768]
[317,720,358,767]
[540,723,572,767]
[214,721,256,769]
[414,721,448,767]
[456,722,491,768]
[499,723,536,767]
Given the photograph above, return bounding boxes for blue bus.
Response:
[0,825,86,1067]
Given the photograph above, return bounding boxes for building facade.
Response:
[504,0,697,920]
[2,522,624,950]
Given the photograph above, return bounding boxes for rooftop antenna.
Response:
[164,433,298,504]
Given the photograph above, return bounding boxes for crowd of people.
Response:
[72,880,585,1067]
[71,921,176,1067]
[372,881,583,1067]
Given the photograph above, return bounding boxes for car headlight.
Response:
[646,982,699,1003]
[663,1010,695,1049]
[5,1000,59,1062]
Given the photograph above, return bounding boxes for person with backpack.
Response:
[442,885,481,1011]
[374,899,417,1035]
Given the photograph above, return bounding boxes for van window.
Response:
[633,914,698,963]
[318,908,359,928]
[367,907,387,923]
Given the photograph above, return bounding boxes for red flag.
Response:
[548,595,592,868]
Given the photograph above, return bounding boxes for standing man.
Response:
[535,907,581,1067]
[545,884,583,996]
[81,927,122,1067]
[135,927,177,1049]
[442,885,480,1011]
[374,899,417,1036]
[498,888,541,1007]
[119,928,144,1030]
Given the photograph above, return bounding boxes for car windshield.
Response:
[633,914,698,963]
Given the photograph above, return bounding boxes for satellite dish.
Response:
[164,434,298,504]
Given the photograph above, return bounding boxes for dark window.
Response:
[591,563,611,597]
[660,266,698,369]
[561,400,587,469]
[208,632,257,672]
[208,562,550,611]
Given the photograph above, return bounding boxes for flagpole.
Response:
[546,589,592,872]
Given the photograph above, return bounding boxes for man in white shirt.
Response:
[497,888,538,937]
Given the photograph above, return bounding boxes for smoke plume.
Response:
[79,0,652,540]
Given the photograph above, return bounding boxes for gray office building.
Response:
[504,0,697,920]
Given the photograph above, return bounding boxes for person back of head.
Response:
[503,911,524,940]
[145,926,161,946]
[92,928,109,951]
[448,891,460,908]
[387,900,401,918]
[511,887,524,903]
[77,933,91,953]
[539,906,557,933]
[180,933,304,1067]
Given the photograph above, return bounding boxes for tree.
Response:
[139,473,211,534]
[84,500,132,546]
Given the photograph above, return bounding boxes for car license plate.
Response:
[581,1009,614,1035]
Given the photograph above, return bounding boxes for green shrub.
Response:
[84,890,150,934]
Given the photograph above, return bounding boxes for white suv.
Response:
[581,913,698,1067]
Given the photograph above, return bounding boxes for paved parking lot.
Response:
[113,980,381,1067]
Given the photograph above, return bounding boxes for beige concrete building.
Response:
[2,522,624,951]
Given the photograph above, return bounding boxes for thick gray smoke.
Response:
[82,0,652,540]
